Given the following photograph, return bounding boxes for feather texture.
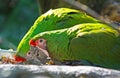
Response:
[17,8,99,56]
[32,23,120,69]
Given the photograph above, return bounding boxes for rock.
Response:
[0,64,120,78]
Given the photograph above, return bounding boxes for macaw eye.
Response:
[39,39,43,43]
[27,52,31,55]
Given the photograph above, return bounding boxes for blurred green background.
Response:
[0,0,119,50]
[0,0,76,50]
[0,0,39,49]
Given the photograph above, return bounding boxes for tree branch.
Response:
[62,0,120,31]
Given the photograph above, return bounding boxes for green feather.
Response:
[17,8,99,56]
[33,23,120,69]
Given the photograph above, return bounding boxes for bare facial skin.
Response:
[25,38,51,65]
[26,46,50,65]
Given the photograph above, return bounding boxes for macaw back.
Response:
[17,8,99,56]
[33,23,120,69]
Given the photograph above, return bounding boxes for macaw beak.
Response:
[14,54,26,62]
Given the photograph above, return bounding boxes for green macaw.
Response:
[27,23,120,69]
[16,8,99,57]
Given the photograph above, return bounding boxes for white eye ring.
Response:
[27,52,31,56]
[28,52,30,55]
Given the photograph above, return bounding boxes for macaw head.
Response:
[25,38,50,65]
[29,38,47,50]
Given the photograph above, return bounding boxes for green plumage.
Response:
[33,23,120,69]
[17,8,99,56]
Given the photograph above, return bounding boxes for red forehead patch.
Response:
[29,39,37,46]
[14,55,26,62]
